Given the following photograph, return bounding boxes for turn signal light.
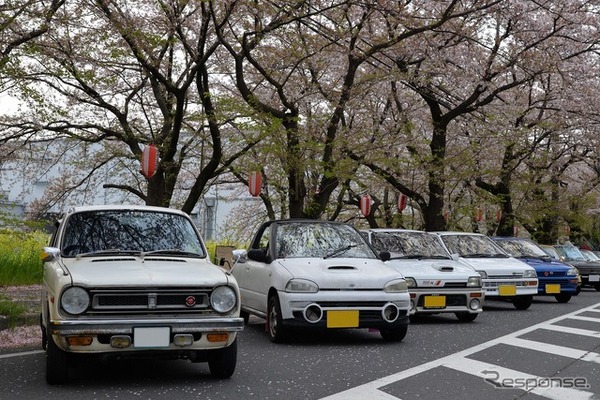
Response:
[66,336,93,346]
[207,333,229,343]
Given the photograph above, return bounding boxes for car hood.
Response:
[385,259,479,281]
[455,257,533,275]
[517,257,573,273]
[61,256,232,287]
[277,258,403,289]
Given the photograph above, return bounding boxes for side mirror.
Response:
[41,247,60,262]
[379,251,391,261]
[248,248,267,263]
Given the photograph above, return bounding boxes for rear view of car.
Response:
[493,237,578,303]
[363,229,484,322]
[433,232,538,310]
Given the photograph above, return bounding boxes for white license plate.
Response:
[590,275,600,282]
[134,327,170,348]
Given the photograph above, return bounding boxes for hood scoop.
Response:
[328,266,357,270]
[433,265,454,272]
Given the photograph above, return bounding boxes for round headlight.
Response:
[210,286,237,313]
[61,286,90,315]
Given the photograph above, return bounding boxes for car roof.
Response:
[64,205,189,217]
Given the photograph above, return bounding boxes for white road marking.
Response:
[0,350,44,359]
[320,302,600,400]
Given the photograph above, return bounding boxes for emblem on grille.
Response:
[185,296,196,307]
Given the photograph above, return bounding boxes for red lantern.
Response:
[141,144,158,179]
[475,207,483,222]
[398,193,407,212]
[496,208,502,222]
[360,194,371,217]
[248,171,262,197]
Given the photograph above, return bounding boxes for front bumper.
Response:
[278,290,410,330]
[49,317,244,353]
[483,278,538,297]
[409,289,484,315]
[537,277,578,295]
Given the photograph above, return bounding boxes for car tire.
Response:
[208,339,237,379]
[267,294,288,343]
[554,293,572,303]
[455,312,478,322]
[595,283,600,292]
[40,314,47,351]
[512,295,533,310]
[574,286,581,295]
[46,332,69,385]
[379,325,408,342]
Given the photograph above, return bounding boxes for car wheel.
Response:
[267,294,288,343]
[208,339,237,379]
[379,325,408,342]
[240,310,250,325]
[512,295,533,310]
[554,293,572,303]
[595,283,600,292]
[574,286,581,296]
[455,312,478,322]
[46,332,69,385]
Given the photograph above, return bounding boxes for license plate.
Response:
[545,284,561,294]
[327,310,359,328]
[424,295,446,309]
[498,285,517,296]
[134,327,170,348]
[590,275,600,282]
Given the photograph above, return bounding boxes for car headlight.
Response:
[384,279,408,293]
[467,276,482,287]
[285,279,319,293]
[404,277,417,288]
[61,286,90,315]
[567,268,578,276]
[477,270,488,279]
[523,269,537,278]
[210,286,237,313]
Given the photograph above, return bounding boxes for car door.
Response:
[243,224,274,314]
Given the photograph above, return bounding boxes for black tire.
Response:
[455,312,478,322]
[555,293,572,303]
[595,283,600,292]
[574,286,581,296]
[40,314,47,351]
[240,310,250,325]
[267,294,288,343]
[380,325,408,342]
[208,339,237,379]
[513,295,533,310]
[46,332,68,385]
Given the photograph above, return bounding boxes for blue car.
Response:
[493,237,578,303]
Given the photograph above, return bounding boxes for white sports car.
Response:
[231,219,411,342]
[362,229,484,322]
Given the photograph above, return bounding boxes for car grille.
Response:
[443,282,468,288]
[87,288,212,314]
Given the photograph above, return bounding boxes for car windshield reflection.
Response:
[370,231,451,260]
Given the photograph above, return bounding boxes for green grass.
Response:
[0,231,48,286]
[0,294,28,327]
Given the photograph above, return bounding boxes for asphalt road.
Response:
[1,289,599,400]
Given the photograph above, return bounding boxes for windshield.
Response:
[581,250,600,261]
[494,239,549,258]
[440,234,508,258]
[275,222,377,259]
[60,210,205,257]
[540,246,560,260]
[556,245,586,261]
[370,231,450,259]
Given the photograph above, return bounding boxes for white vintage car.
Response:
[231,219,411,343]
[362,229,484,322]
[433,232,538,310]
[40,205,244,384]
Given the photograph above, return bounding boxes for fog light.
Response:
[303,304,323,323]
[382,303,400,323]
[66,336,93,346]
[469,299,481,310]
[174,334,194,347]
[207,333,229,343]
[110,335,131,349]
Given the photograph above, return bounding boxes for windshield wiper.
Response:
[463,253,507,258]
[141,249,203,258]
[323,244,357,259]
